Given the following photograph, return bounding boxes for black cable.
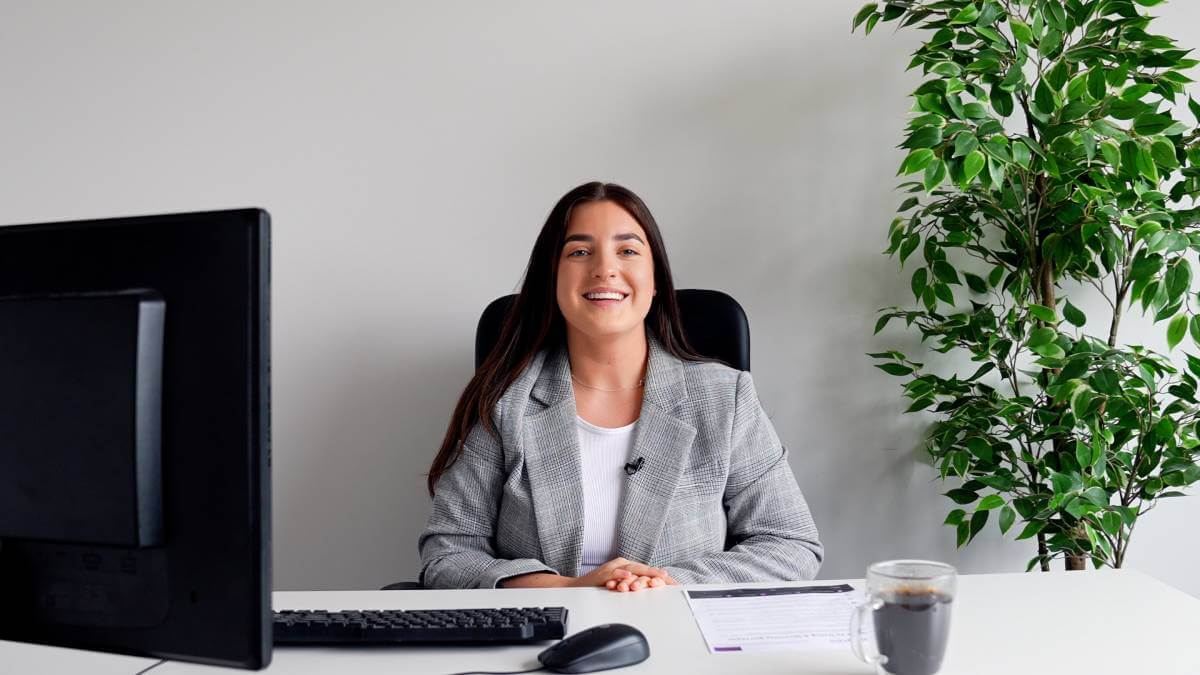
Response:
[133,659,167,675]
[448,662,547,667]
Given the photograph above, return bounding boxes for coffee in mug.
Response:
[850,561,956,675]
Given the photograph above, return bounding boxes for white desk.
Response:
[8,570,1199,674]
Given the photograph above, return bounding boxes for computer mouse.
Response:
[537,623,650,673]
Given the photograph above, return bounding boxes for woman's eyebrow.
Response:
[563,233,646,244]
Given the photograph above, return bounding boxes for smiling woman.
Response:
[418,182,823,591]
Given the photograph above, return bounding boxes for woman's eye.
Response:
[567,249,589,257]
[620,248,639,256]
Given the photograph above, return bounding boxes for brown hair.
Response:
[426,181,707,495]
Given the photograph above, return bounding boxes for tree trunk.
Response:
[1065,554,1086,571]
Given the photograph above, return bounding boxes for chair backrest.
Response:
[474,289,750,371]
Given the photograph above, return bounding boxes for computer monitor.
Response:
[0,209,272,669]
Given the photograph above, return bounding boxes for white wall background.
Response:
[2,1,1198,595]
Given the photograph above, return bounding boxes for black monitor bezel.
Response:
[0,208,271,669]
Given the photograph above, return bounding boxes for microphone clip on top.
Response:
[624,456,645,476]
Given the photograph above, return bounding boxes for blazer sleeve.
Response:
[418,421,557,589]
[662,370,824,583]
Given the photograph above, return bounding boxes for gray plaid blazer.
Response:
[418,334,823,588]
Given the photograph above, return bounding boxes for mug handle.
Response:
[849,597,887,670]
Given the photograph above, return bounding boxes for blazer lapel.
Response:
[615,335,696,566]
[522,346,585,576]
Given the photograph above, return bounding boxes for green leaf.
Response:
[931,61,962,77]
[1087,68,1107,100]
[1082,486,1109,507]
[962,102,988,119]
[1028,304,1057,322]
[949,4,980,24]
[978,494,1005,510]
[1035,78,1057,115]
[899,148,936,175]
[852,2,878,31]
[1063,301,1086,327]
[989,265,1004,288]
[1032,342,1066,359]
[962,150,986,184]
[964,272,987,293]
[932,260,958,285]
[1100,511,1122,536]
[1075,440,1094,468]
[1190,315,1200,346]
[1134,113,1174,136]
[1070,387,1095,419]
[864,13,881,35]
[1136,146,1160,183]
[968,509,988,542]
[934,282,954,305]
[1099,140,1121,169]
[944,508,966,526]
[873,314,892,335]
[1009,17,1034,45]
[1166,261,1191,301]
[923,159,947,192]
[1027,327,1057,348]
[965,437,993,462]
[911,267,928,298]
[876,363,914,376]
[952,450,969,477]
[946,488,978,505]
[1015,520,1045,540]
[1050,471,1074,495]
[905,126,944,149]
[1135,221,1163,243]
[991,86,1014,117]
[899,234,920,264]
[953,133,979,158]
[1151,139,1179,168]
[1009,141,1032,171]
[987,155,1004,188]
[1168,313,1187,350]
[999,505,1016,534]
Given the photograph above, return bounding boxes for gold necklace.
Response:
[570,372,645,392]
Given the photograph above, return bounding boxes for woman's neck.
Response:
[565,326,649,390]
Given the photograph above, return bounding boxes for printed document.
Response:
[685,584,858,653]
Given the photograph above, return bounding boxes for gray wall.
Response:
[2,1,1197,595]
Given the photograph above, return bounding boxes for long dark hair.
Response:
[427,181,707,496]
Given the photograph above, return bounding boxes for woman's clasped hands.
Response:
[580,557,677,593]
[500,557,677,592]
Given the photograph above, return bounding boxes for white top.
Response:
[575,415,637,575]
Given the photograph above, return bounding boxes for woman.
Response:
[419,182,822,591]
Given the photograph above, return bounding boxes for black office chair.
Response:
[381,289,750,590]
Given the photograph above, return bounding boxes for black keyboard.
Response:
[273,606,568,645]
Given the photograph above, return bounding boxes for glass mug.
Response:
[849,560,957,675]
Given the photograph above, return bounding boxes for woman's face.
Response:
[555,200,656,342]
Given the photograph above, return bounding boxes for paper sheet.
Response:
[684,584,858,653]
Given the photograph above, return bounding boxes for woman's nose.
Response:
[591,253,618,278]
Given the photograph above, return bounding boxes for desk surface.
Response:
[7,569,1199,674]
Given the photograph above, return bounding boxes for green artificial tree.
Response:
[856,0,1200,571]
